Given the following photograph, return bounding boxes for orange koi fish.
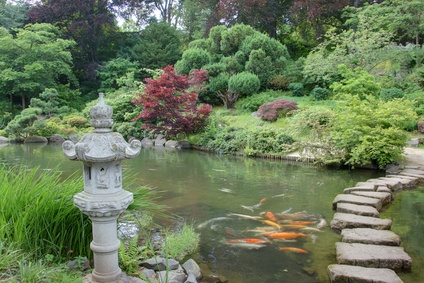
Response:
[259,197,267,204]
[281,224,308,229]
[279,247,308,254]
[291,221,316,225]
[265,211,277,222]
[228,238,269,244]
[266,232,310,240]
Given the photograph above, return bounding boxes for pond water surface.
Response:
[0,143,422,282]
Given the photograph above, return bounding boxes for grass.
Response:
[162,224,200,261]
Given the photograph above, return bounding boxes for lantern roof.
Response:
[62,93,141,163]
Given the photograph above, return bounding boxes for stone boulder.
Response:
[0,136,9,143]
[182,259,202,280]
[155,134,166,147]
[49,134,65,144]
[142,256,180,271]
[24,136,48,143]
[165,140,179,148]
[141,137,153,146]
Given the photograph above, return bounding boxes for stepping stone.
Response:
[341,228,401,246]
[336,242,412,272]
[384,175,418,189]
[369,178,402,191]
[327,264,403,283]
[343,184,375,194]
[356,181,384,190]
[350,191,393,204]
[336,203,379,217]
[401,168,424,176]
[332,194,383,211]
[330,213,392,233]
[377,186,392,195]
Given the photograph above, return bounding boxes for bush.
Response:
[288,106,335,140]
[380,88,404,102]
[244,128,294,156]
[269,75,290,90]
[288,83,304,97]
[228,72,260,97]
[63,115,89,128]
[405,91,424,115]
[175,48,211,74]
[237,93,274,112]
[257,99,298,121]
[310,87,330,101]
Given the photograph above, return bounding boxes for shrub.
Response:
[244,128,294,156]
[269,75,289,90]
[288,83,304,97]
[288,106,335,140]
[228,72,260,97]
[380,88,404,102]
[257,99,298,122]
[63,115,89,128]
[175,48,211,74]
[237,93,274,112]
[405,91,424,115]
[310,87,330,101]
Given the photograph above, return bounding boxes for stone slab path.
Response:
[327,152,424,283]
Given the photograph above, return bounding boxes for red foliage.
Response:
[132,65,212,137]
[257,99,298,122]
[291,0,352,22]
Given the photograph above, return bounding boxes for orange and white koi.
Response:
[227,238,269,244]
[265,211,277,222]
[266,232,310,240]
[279,247,308,254]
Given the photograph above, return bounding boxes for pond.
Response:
[0,143,422,282]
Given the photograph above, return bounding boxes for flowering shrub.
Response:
[257,99,298,121]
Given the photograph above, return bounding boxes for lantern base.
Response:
[83,274,146,283]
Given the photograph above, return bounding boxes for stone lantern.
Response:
[62,93,142,282]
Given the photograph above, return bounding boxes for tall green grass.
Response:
[0,165,92,260]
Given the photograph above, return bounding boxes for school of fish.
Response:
[197,194,328,255]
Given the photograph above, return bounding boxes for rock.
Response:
[385,164,401,174]
[184,273,198,283]
[177,141,191,149]
[330,213,392,233]
[341,228,401,246]
[66,256,90,271]
[157,265,186,283]
[155,134,166,147]
[0,136,9,143]
[142,257,180,271]
[332,194,383,211]
[83,274,147,283]
[343,184,375,194]
[49,134,65,144]
[182,259,202,280]
[69,134,79,143]
[376,177,403,191]
[165,140,179,148]
[24,136,48,143]
[327,264,403,283]
[385,175,419,188]
[336,242,412,272]
[376,186,392,194]
[141,268,156,282]
[141,137,154,146]
[336,203,380,217]
[350,191,393,205]
[407,138,420,147]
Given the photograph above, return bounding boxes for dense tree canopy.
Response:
[0,23,76,109]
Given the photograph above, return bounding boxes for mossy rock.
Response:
[24,136,48,143]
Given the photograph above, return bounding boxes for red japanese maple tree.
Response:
[132,65,212,138]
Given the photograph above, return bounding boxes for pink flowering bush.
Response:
[257,99,298,121]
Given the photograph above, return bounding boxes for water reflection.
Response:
[0,144,400,282]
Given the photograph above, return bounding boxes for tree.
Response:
[29,88,70,117]
[0,0,30,30]
[329,95,417,168]
[132,65,212,138]
[129,22,182,69]
[27,0,120,85]
[0,24,76,110]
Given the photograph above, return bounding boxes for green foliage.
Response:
[0,0,29,30]
[288,83,304,97]
[175,47,211,74]
[380,88,404,102]
[310,87,331,101]
[244,128,294,156]
[245,49,273,89]
[236,91,279,112]
[118,235,147,276]
[162,224,200,261]
[0,23,77,109]
[97,58,139,92]
[329,96,417,168]
[4,107,42,139]
[30,88,70,117]
[330,65,381,99]
[228,72,260,97]
[405,91,424,115]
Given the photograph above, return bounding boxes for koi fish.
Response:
[281,224,308,229]
[241,204,261,212]
[266,232,310,240]
[300,227,322,233]
[227,213,262,220]
[291,221,317,225]
[259,220,281,230]
[259,198,267,204]
[279,247,308,254]
[224,227,244,238]
[219,188,234,193]
[272,193,286,198]
[197,217,230,229]
[243,226,278,233]
[223,240,267,249]
[227,238,269,244]
[265,211,277,222]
